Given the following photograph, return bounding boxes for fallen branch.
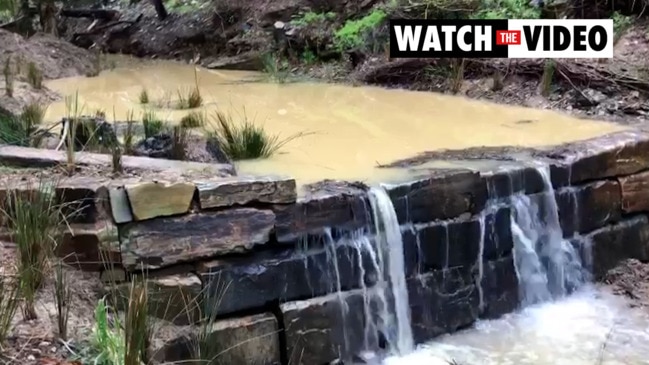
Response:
[72,14,143,37]
[60,8,121,21]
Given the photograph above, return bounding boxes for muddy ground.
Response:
[603,259,649,309]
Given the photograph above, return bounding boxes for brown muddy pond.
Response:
[44,60,626,185]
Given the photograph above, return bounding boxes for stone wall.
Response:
[2,130,649,364]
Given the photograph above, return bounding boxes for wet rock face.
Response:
[480,255,519,319]
[281,290,367,365]
[555,180,622,237]
[200,241,378,317]
[408,266,480,343]
[582,216,649,280]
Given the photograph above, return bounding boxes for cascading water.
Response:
[511,165,588,305]
[366,186,415,356]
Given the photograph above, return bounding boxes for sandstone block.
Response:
[57,220,120,271]
[120,208,275,270]
[386,169,487,224]
[110,273,202,325]
[281,290,366,365]
[56,177,112,224]
[618,171,649,213]
[555,180,621,236]
[197,176,296,209]
[152,313,281,365]
[408,266,480,344]
[480,255,519,319]
[108,186,133,224]
[273,187,369,243]
[583,216,649,279]
[125,181,196,221]
[482,166,545,198]
[544,130,649,187]
[402,206,512,277]
[200,243,377,317]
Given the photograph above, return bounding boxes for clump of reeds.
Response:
[171,125,189,160]
[1,179,63,320]
[54,259,72,340]
[4,56,13,97]
[205,109,309,160]
[27,62,43,89]
[0,276,20,345]
[139,89,149,104]
[179,111,206,129]
[142,110,164,138]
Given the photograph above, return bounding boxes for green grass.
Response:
[333,9,386,51]
[205,109,309,161]
[612,11,634,44]
[1,179,64,320]
[27,62,43,89]
[142,110,165,138]
[138,89,149,104]
[0,276,19,346]
[21,101,48,129]
[0,102,48,147]
[176,86,203,109]
[180,111,206,129]
[261,53,290,83]
[92,297,126,365]
[291,11,336,26]
[473,0,540,19]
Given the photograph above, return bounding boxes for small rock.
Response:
[27,355,35,360]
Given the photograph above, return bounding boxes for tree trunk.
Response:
[16,0,34,35]
[149,0,168,20]
[39,0,57,36]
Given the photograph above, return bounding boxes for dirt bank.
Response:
[603,259,649,309]
[0,29,97,115]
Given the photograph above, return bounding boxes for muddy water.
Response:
[44,61,626,185]
[384,286,649,365]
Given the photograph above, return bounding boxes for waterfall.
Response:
[511,165,589,306]
[367,186,415,356]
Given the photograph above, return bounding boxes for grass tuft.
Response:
[171,125,189,160]
[139,89,149,104]
[4,56,13,97]
[205,109,309,161]
[261,53,290,84]
[92,297,125,365]
[54,259,72,340]
[1,179,63,320]
[124,280,149,365]
[0,276,20,346]
[142,110,164,138]
[27,62,43,89]
[179,111,206,129]
[21,101,48,129]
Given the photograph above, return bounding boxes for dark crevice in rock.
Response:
[269,300,290,365]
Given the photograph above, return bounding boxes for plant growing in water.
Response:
[142,110,164,138]
[139,88,149,104]
[180,111,206,129]
[261,53,290,83]
[205,109,310,160]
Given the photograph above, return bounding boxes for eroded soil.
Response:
[603,259,649,309]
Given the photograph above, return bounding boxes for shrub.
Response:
[333,10,387,51]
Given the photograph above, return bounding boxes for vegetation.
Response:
[123,111,136,155]
[540,59,556,96]
[0,277,19,345]
[171,125,189,160]
[4,56,13,97]
[261,53,290,83]
[0,102,48,147]
[205,109,309,160]
[176,86,203,109]
[291,11,336,26]
[333,9,387,52]
[54,259,72,340]
[142,110,164,138]
[1,180,63,320]
[180,111,206,129]
[27,62,43,89]
[473,0,540,19]
[612,11,634,44]
[139,89,150,104]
